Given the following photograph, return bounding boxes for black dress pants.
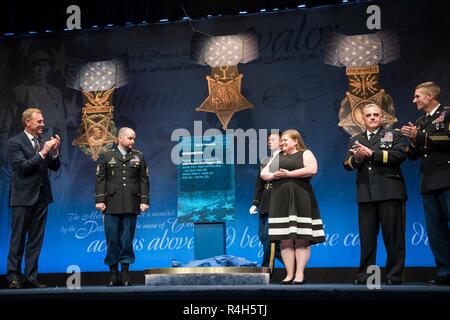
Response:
[357,199,405,282]
[7,189,48,282]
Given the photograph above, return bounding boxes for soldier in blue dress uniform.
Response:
[95,127,149,286]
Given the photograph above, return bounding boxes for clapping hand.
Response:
[51,134,61,152]
[350,142,373,160]
[400,122,418,141]
[41,137,59,156]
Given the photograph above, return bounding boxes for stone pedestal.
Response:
[145,267,270,286]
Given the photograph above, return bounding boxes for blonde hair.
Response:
[22,108,42,125]
[282,129,307,151]
[416,82,440,100]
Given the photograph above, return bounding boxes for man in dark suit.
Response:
[95,127,149,286]
[6,107,61,289]
[401,82,450,286]
[344,103,407,285]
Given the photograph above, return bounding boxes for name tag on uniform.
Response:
[108,157,117,165]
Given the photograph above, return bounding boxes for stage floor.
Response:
[1,283,449,300]
[1,283,448,317]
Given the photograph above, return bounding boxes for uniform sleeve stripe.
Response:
[345,156,355,170]
[382,151,388,163]
[429,136,450,141]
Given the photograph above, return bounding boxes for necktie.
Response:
[425,114,432,121]
[368,133,375,141]
[32,137,40,154]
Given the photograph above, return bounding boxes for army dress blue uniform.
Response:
[95,146,149,267]
[251,155,282,268]
[344,127,407,283]
[406,105,450,280]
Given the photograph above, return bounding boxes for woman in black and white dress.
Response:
[261,129,325,284]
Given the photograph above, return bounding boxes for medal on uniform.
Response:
[381,132,393,148]
[131,155,140,165]
[432,111,445,130]
[324,32,400,136]
[191,29,258,129]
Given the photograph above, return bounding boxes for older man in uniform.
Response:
[95,127,149,286]
[344,103,407,285]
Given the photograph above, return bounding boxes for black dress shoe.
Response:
[386,279,402,285]
[353,279,365,285]
[107,264,120,287]
[121,264,131,286]
[280,278,294,285]
[8,280,22,289]
[427,275,450,286]
[292,280,305,285]
[23,280,47,289]
[106,280,120,287]
[122,280,132,286]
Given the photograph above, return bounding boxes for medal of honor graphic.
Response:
[191,29,258,129]
[324,31,400,136]
[196,65,252,129]
[72,88,117,160]
[66,58,128,160]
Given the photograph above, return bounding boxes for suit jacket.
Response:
[8,131,61,206]
[406,104,450,194]
[251,156,273,215]
[95,146,150,214]
[343,127,407,203]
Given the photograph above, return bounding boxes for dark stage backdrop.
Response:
[0,0,448,274]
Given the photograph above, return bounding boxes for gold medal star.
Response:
[196,66,253,130]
